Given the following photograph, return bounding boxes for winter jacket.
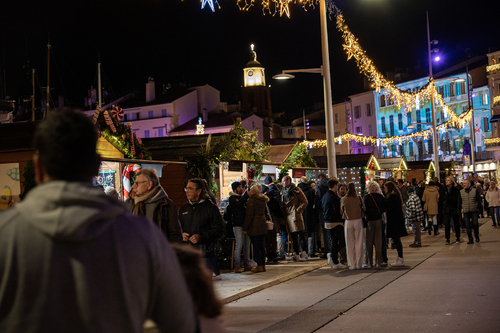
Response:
[422,185,440,215]
[242,193,270,237]
[130,186,183,243]
[179,199,224,254]
[385,192,407,238]
[322,190,343,223]
[340,195,366,221]
[364,192,387,221]
[485,188,500,207]
[0,181,197,333]
[298,182,319,232]
[406,193,425,224]
[399,185,409,203]
[439,185,460,214]
[227,192,249,227]
[282,184,308,233]
[459,187,480,213]
[315,178,329,220]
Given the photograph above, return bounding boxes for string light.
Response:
[201,0,220,12]
[195,117,205,135]
[485,138,500,144]
[486,64,500,73]
[494,96,500,104]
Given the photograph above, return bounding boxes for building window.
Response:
[389,115,395,136]
[398,114,403,130]
[417,110,422,132]
[144,130,150,138]
[136,112,140,120]
[368,125,373,136]
[438,85,444,96]
[450,83,456,97]
[158,128,163,137]
[380,95,386,107]
[483,117,490,132]
[462,104,468,112]
[355,126,362,134]
[460,81,466,95]
[381,117,386,133]
[357,149,363,154]
[124,114,128,121]
[425,108,432,123]
[161,109,167,117]
[366,103,372,116]
[407,112,412,126]
[482,93,488,105]
[148,111,154,118]
[287,128,295,135]
[391,145,396,156]
[335,113,338,124]
[409,142,414,156]
[354,106,361,119]
[418,141,423,156]
[335,131,340,137]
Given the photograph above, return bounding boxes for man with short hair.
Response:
[227,181,250,272]
[459,179,482,244]
[322,179,346,269]
[440,176,461,244]
[0,110,197,332]
[130,168,183,243]
[179,178,224,278]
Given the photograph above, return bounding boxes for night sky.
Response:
[2,0,499,115]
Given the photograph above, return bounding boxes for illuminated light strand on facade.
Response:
[485,138,500,144]
[486,64,500,72]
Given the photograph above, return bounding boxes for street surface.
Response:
[219,219,500,332]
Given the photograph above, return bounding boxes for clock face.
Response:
[248,70,254,77]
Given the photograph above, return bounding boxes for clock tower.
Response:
[241,44,272,118]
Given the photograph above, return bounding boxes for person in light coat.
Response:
[341,182,366,270]
[485,180,500,227]
[281,175,308,261]
[422,181,440,236]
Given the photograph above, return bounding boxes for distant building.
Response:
[348,91,377,156]
[486,50,500,160]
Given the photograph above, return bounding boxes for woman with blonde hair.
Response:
[485,180,500,226]
[340,182,366,269]
[243,184,270,273]
[363,181,387,267]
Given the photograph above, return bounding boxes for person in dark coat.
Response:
[298,176,319,257]
[439,176,461,244]
[384,181,407,267]
[226,181,250,273]
[262,185,282,264]
[363,181,387,267]
[315,173,330,258]
[179,178,224,279]
[243,185,270,273]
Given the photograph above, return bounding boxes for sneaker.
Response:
[467,239,474,244]
[445,239,450,245]
[250,265,264,273]
[234,266,244,273]
[250,259,258,267]
[362,264,371,268]
[327,253,332,266]
[243,263,252,271]
[379,262,388,267]
[291,254,300,261]
[212,273,222,280]
[300,251,309,261]
[332,262,347,269]
[277,254,285,260]
[308,253,319,258]
[476,237,480,243]
[285,254,294,261]
[455,240,461,244]
[409,243,422,248]
[392,257,405,267]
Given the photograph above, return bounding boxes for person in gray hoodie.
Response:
[130,168,183,243]
[0,110,198,333]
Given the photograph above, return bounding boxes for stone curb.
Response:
[220,262,329,304]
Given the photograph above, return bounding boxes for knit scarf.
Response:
[282,183,298,204]
[132,186,160,216]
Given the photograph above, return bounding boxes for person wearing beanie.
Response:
[227,181,251,273]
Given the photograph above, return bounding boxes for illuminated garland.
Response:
[487,64,500,73]
[494,96,500,104]
[201,0,220,12]
[301,108,473,148]
[485,138,500,144]
[235,0,331,18]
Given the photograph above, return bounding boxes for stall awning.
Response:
[490,114,500,123]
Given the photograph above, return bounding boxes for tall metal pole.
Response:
[320,0,337,178]
[46,39,51,117]
[467,64,475,174]
[303,109,307,141]
[32,69,35,121]
[427,11,439,182]
[98,62,102,107]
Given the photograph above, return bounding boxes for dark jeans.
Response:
[279,225,288,255]
[464,212,479,240]
[329,225,345,265]
[205,251,220,275]
[443,212,460,241]
[382,221,388,263]
[322,224,331,255]
[392,235,403,258]
[290,231,306,255]
[490,207,500,225]
[250,234,266,266]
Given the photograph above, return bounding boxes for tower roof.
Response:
[245,60,262,68]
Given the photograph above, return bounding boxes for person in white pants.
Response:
[340,183,366,270]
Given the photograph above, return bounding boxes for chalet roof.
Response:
[377,157,407,170]
[141,133,227,160]
[406,160,455,170]
[170,112,255,133]
[336,153,373,168]
[266,144,296,164]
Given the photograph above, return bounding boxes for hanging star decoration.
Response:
[278,0,291,17]
[201,0,220,12]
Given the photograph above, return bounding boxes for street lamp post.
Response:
[427,11,440,182]
[273,0,337,178]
